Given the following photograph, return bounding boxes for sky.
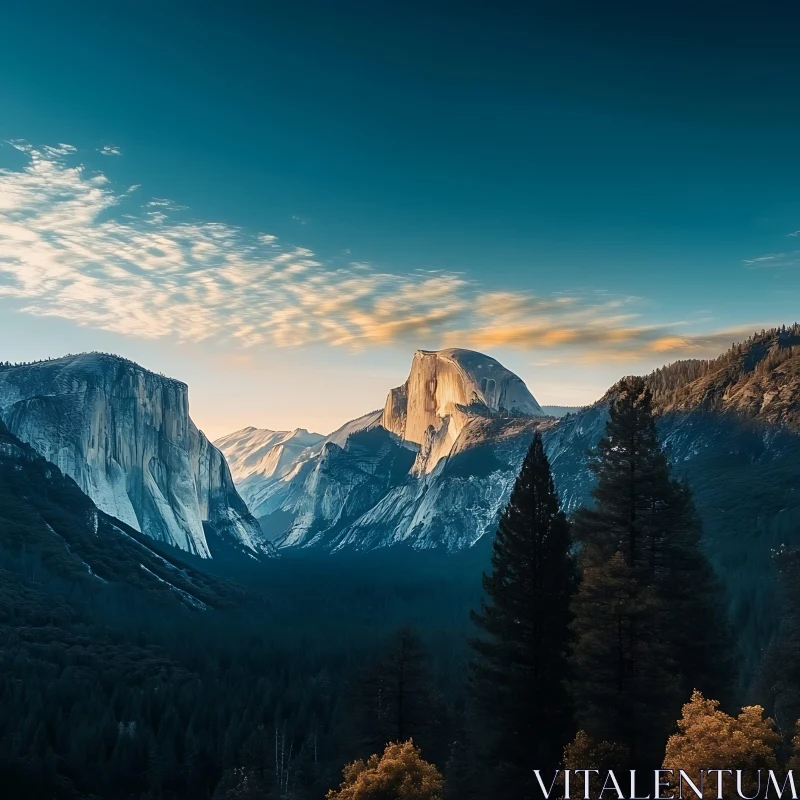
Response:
[1,0,799,439]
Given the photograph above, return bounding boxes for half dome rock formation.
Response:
[0,354,273,558]
[381,349,544,473]
[216,347,548,549]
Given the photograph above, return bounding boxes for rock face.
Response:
[0,354,273,558]
[216,349,547,550]
[381,349,543,473]
[0,418,234,609]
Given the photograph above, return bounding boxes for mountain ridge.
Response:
[218,326,800,561]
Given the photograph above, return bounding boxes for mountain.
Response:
[216,348,549,550]
[217,328,800,672]
[0,418,236,610]
[543,324,800,675]
[0,353,274,559]
[379,348,543,474]
[547,324,800,507]
[648,324,800,426]
[213,426,325,484]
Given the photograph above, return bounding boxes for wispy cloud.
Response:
[98,145,122,156]
[744,251,800,268]
[0,142,758,361]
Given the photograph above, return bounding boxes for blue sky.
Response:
[1,0,799,438]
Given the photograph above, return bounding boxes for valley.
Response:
[1,325,799,799]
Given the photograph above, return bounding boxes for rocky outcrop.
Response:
[0,354,273,558]
[331,416,548,551]
[381,349,543,462]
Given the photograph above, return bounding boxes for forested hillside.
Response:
[646,324,800,426]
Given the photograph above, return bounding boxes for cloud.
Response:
[0,143,760,363]
[98,145,121,156]
[744,251,800,268]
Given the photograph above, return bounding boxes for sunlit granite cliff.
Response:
[0,353,273,558]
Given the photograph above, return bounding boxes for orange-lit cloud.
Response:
[0,141,762,365]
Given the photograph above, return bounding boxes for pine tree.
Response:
[569,551,676,764]
[571,377,734,766]
[757,547,800,737]
[355,627,441,760]
[468,430,577,796]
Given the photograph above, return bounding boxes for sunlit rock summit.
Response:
[381,348,543,473]
[216,348,549,550]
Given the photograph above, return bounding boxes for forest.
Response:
[2,378,800,800]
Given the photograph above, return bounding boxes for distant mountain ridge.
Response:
[0,353,274,559]
[218,327,800,565]
[540,405,585,418]
[214,427,326,484]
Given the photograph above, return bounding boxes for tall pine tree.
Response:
[571,377,734,767]
[469,430,577,797]
[354,627,442,762]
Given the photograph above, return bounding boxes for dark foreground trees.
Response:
[468,430,577,797]
[570,377,734,766]
[353,626,445,764]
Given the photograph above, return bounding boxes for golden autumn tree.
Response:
[327,740,443,800]
[663,691,780,799]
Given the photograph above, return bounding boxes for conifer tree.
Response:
[571,377,734,766]
[569,550,677,764]
[355,627,441,760]
[758,547,800,736]
[469,430,577,796]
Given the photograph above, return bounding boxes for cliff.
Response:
[380,348,544,473]
[0,353,272,558]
